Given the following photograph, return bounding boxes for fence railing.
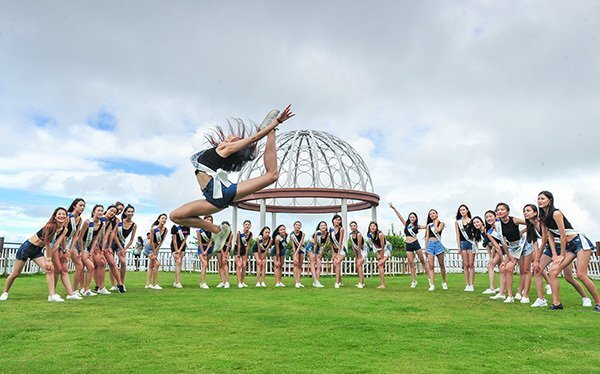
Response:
[1,242,599,279]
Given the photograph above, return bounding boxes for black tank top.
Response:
[371,232,383,248]
[154,227,167,244]
[239,231,253,249]
[275,234,288,251]
[404,224,418,237]
[196,147,237,172]
[351,232,361,246]
[457,220,471,241]
[291,231,303,245]
[428,224,441,238]
[82,221,103,244]
[199,230,212,244]
[122,222,134,239]
[315,231,328,246]
[545,211,573,231]
[501,217,520,242]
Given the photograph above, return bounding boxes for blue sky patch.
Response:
[32,113,56,128]
[102,158,174,176]
[86,110,117,131]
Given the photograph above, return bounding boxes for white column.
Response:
[371,206,377,222]
[231,205,238,235]
[260,199,266,229]
[341,198,348,234]
[271,212,277,228]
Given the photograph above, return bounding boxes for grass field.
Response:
[1,272,599,373]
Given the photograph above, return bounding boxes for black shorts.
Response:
[170,245,186,253]
[406,241,421,252]
[234,245,248,257]
[16,240,44,261]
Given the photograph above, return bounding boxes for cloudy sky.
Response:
[1,1,599,247]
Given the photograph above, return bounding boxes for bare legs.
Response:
[2,258,56,297]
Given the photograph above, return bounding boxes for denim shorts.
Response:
[270,247,287,257]
[15,240,45,261]
[202,178,238,209]
[333,246,347,256]
[252,243,266,254]
[406,241,421,252]
[522,241,534,257]
[543,244,561,258]
[427,240,445,256]
[144,248,153,256]
[565,235,594,255]
[375,243,392,258]
[460,240,473,251]
[198,245,214,256]
[305,242,321,255]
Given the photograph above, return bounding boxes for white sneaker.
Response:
[256,282,261,287]
[494,288,500,293]
[531,298,548,308]
[275,283,281,288]
[313,281,324,288]
[514,292,522,300]
[490,293,506,300]
[428,284,435,291]
[482,288,496,295]
[173,283,183,289]
[83,290,96,297]
[442,283,448,290]
[153,284,163,290]
[504,296,515,303]
[145,285,153,289]
[279,283,285,287]
[242,283,248,288]
[109,286,118,292]
[299,283,305,288]
[48,294,65,302]
[464,285,470,292]
[238,283,244,289]
[583,297,593,307]
[66,293,83,300]
[199,283,209,289]
[467,285,474,292]
[224,282,230,289]
[261,282,267,287]
[216,282,224,288]
[546,284,552,295]
[0,292,8,301]
[357,283,364,289]
[334,282,340,289]
[295,283,301,289]
[410,281,418,288]
[97,287,111,295]
[259,109,281,131]
[520,297,530,304]
[74,290,82,297]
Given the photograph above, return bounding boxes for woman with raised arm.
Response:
[330,214,346,289]
[538,191,599,311]
[170,222,190,289]
[253,227,272,287]
[348,221,367,289]
[290,221,306,288]
[305,221,329,288]
[145,213,168,290]
[389,203,428,288]
[365,221,391,289]
[170,105,295,253]
[271,224,289,287]
[455,204,476,292]
[234,220,252,288]
[197,215,214,289]
[425,209,447,291]
[1,207,71,302]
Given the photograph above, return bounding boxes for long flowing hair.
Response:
[404,212,419,236]
[523,204,539,243]
[426,209,438,225]
[152,213,168,227]
[538,191,556,227]
[471,216,485,242]
[67,198,85,213]
[44,207,67,244]
[205,119,259,171]
[121,204,135,221]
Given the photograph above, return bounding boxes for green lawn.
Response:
[0,272,599,373]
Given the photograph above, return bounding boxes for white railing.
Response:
[1,243,599,279]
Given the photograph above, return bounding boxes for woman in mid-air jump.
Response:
[170,105,295,253]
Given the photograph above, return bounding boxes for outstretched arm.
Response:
[388,203,407,227]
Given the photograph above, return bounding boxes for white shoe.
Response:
[173,283,183,289]
[279,282,285,287]
[109,286,118,292]
[410,281,417,288]
[153,284,163,290]
[275,283,281,288]
[74,290,82,297]
[467,285,474,292]
[216,282,224,288]
[442,283,448,290]
[295,283,301,289]
[334,282,340,289]
[224,282,230,289]
[242,283,248,288]
[238,283,244,288]
[256,282,261,287]
[490,293,506,300]
[494,288,500,293]
[514,292,522,300]
[261,282,267,287]
[482,288,496,295]
[83,290,96,297]
[199,283,209,289]
[0,292,8,301]
[66,293,83,300]
[357,283,364,289]
[531,298,548,308]
[583,297,593,307]
[428,284,435,291]
[313,281,324,288]
[259,109,281,130]
[504,296,515,303]
[48,294,65,302]
[546,284,552,295]
[464,285,470,292]
[520,297,530,304]
[299,283,305,288]
[97,287,111,295]
[212,223,232,253]
[145,284,153,289]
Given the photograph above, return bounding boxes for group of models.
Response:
[1,105,598,312]
[389,194,600,312]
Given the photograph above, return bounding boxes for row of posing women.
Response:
[0,199,140,301]
[389,191,600,312]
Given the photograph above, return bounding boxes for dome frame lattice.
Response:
[235,129,380,214]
